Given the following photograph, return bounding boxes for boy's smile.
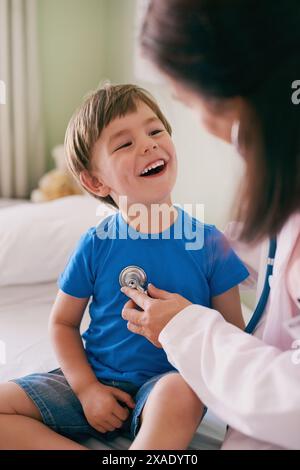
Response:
[89,101,177,208]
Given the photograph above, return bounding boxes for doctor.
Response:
[121,0,300,450]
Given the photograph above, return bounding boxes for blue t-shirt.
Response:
[59,206,248,386]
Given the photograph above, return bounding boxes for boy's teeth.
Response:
[140,159,165,175]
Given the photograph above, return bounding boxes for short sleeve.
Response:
[58,229,95,298]
[207,226,249,297]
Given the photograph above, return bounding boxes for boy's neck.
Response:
[119,199,178,234]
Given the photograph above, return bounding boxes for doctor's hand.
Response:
[121,283,192,347]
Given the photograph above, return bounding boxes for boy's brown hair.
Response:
[65,83,172,208]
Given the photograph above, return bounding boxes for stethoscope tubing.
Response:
[245,238,277,334]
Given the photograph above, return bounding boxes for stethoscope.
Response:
[119,237,277,335]
[119,266,148,294]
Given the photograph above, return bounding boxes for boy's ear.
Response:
[79,170,110,197]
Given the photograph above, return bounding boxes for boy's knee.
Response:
[153,373,203,418]
[0,383,41,420]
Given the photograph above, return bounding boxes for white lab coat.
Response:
[159,214,300,450]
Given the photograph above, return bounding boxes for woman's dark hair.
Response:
[141,0,300,241]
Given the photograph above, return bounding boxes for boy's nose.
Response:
[143,142,158,154]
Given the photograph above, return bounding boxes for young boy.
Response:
[0,84,248,450]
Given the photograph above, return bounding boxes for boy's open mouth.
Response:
[139,159,166,177]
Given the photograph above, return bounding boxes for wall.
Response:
[37,0,107,167]
[104,0,136,83]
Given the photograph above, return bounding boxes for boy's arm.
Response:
[48,289,97,396]
[49,290,135,433]
[211,286,245,330]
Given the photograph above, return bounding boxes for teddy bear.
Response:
[31,145,83,202]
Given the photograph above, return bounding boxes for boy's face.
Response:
[90,101,177,207]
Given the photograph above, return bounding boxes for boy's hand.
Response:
[78,382,135,433]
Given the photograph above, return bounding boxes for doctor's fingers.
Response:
[123,299,136,309]
[121,286,151,310]
[127,321,162,348]
[122,306,145,326]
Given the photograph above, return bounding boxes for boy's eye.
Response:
[114,141,132,152]
[150,129,164,136]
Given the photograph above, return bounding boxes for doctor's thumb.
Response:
[147,283,172,300]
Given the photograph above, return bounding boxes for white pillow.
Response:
[0,195,116,286]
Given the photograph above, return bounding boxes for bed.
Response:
[0,196,257,450]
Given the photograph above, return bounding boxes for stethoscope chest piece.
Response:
[119,266,148,293]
